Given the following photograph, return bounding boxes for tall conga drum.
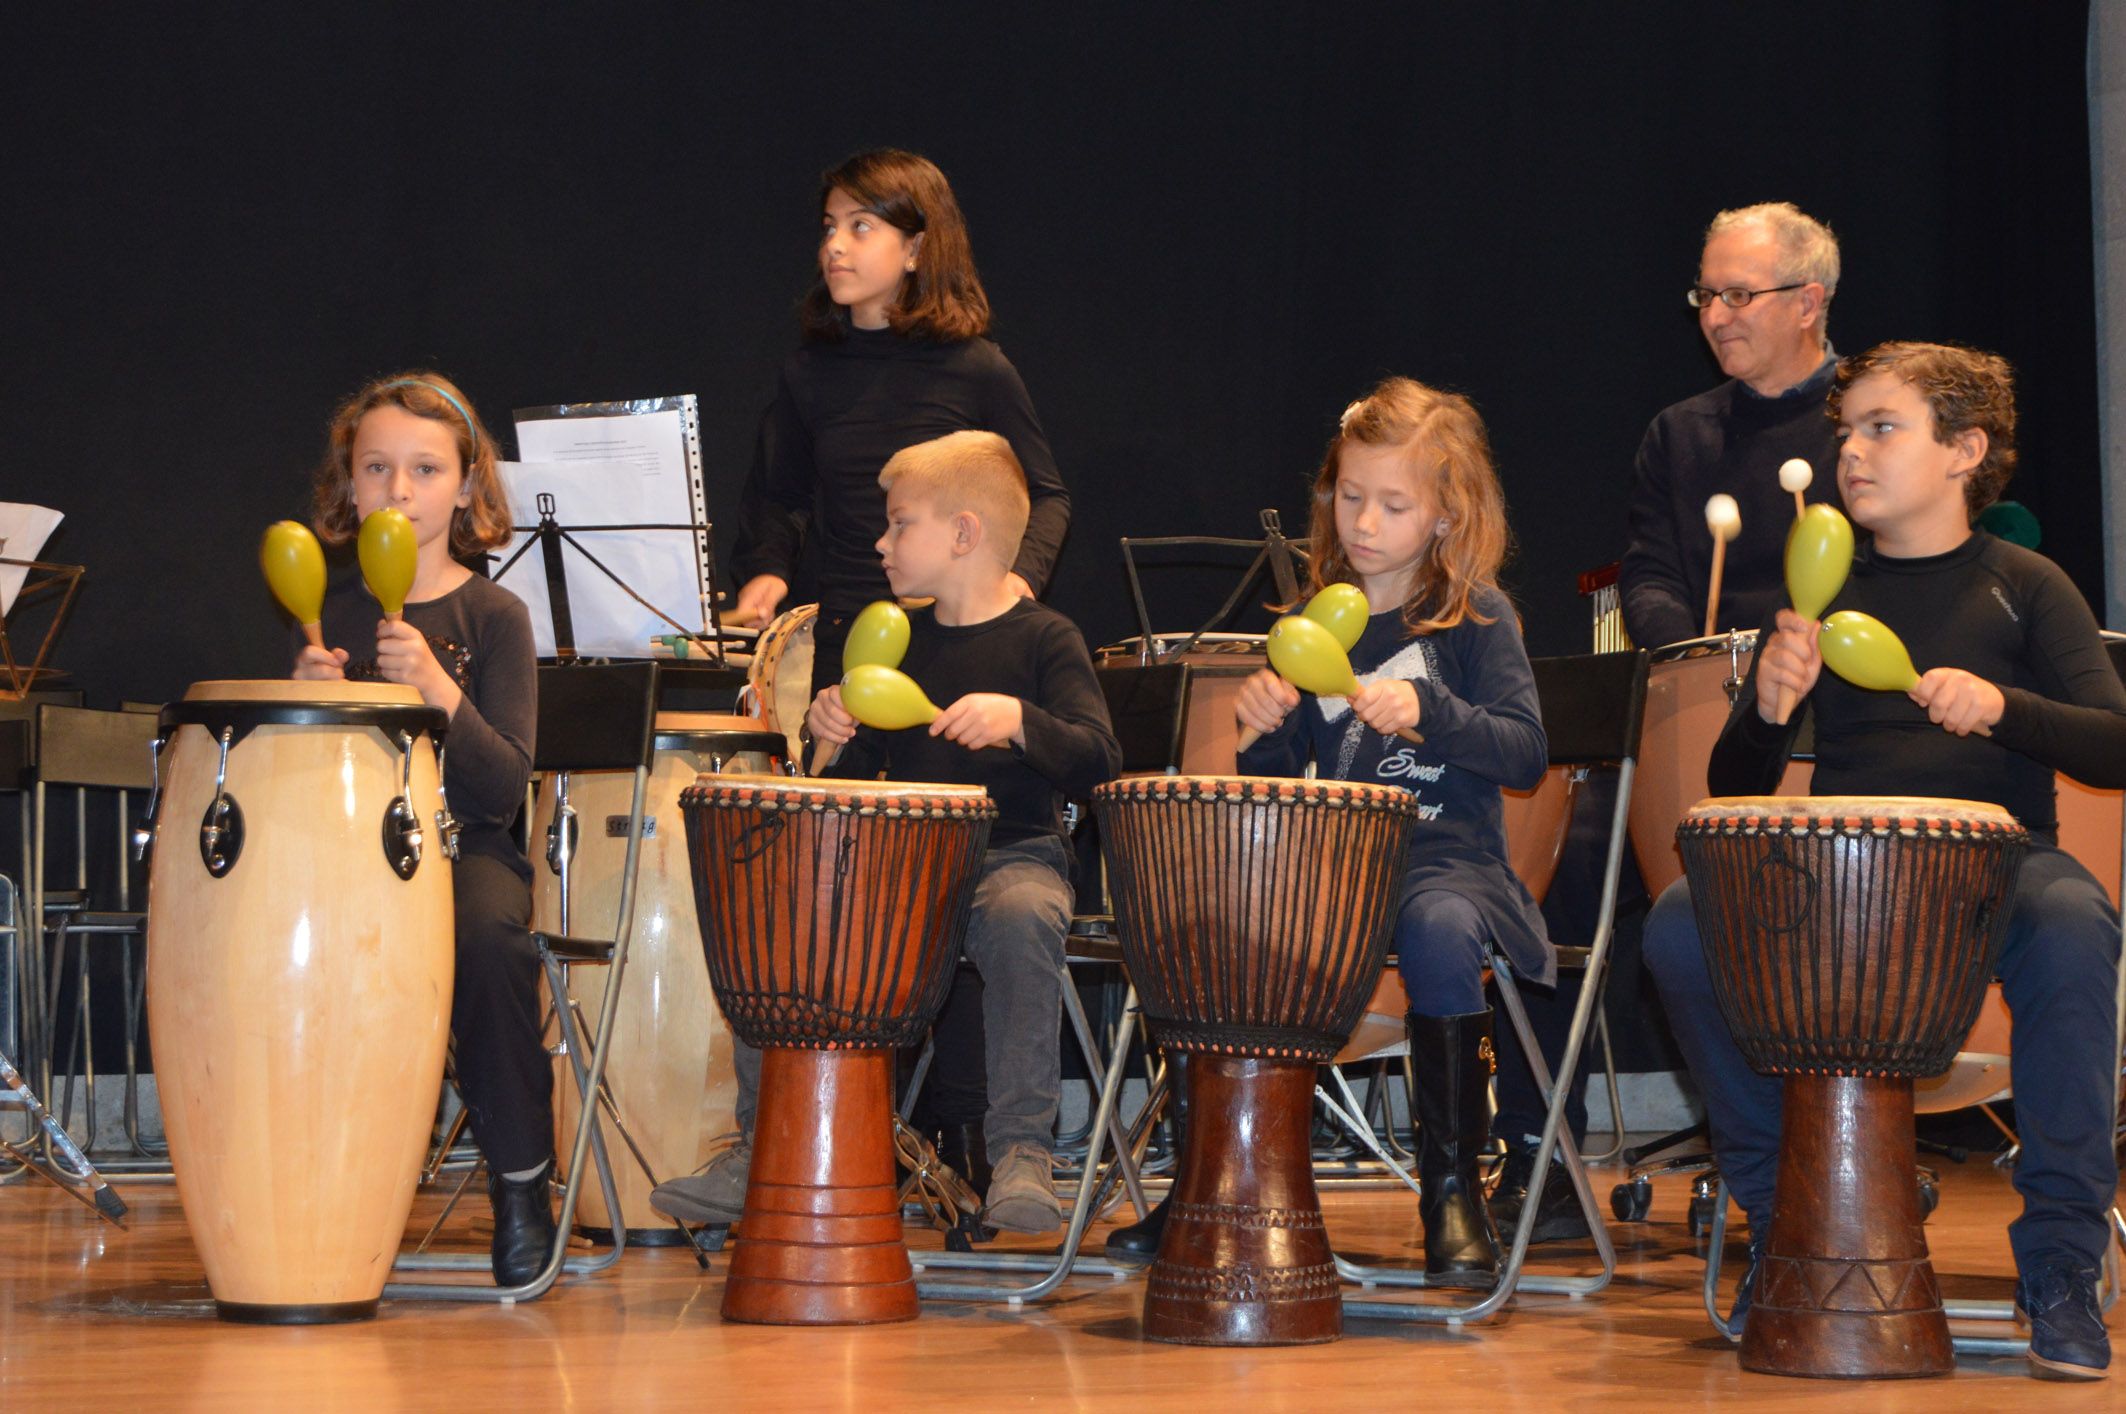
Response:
[1677,797,2027,1378]
[147,681,454,1323]
[679,776,994,1324]
[536,714,786,1244]
[1094,776,1419,1346]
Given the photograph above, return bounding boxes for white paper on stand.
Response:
[494,460,706,659]
[0,503,65,616]
[497,396,711,659]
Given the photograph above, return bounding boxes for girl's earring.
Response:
[1435,519,1451,536]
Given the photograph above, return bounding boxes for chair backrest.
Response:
[531,663,659,774]
[1097,663,1192,775]
[33,705,160,790]
[1528,650,1649,766]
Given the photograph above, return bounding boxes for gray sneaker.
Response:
[981,1143,1062,1235]
[649,1136,751,1225]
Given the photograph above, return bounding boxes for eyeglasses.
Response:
[1687,283,1805,310]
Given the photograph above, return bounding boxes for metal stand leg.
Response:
[0,1049,125,1225]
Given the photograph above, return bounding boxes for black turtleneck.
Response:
[1713,532,2126,838]
[1621,354,1844,650]
[731,329,1070,616]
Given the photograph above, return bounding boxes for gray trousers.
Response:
[733,836,1073,1163]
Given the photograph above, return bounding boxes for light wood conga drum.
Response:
[1677,796,2027,1378]
[535,713,787,1243]
[147,681,453,1323]
[679,776,994,1324]
[1094,776,1419,1346]
[1630,633,1814,897]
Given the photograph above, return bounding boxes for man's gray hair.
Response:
[1706,201,1841,297]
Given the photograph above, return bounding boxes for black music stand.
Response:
[1115,509,1307,663]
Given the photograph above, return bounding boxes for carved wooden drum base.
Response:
[1146,1056,1341,1346]
[721,1048,917,1326]
[1745,1075,1951,1379]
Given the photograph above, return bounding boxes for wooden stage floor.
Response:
[3,1149,2123,1411]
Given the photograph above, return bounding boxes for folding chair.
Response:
[1341,649,1649,1324]
[907,662,1190,1302]
[386,662,656,1302]
[24,704,161,1163]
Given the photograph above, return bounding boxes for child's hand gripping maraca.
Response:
[1235,584,1425,753]
[807,600,936,773]
[1769,501,1854,725]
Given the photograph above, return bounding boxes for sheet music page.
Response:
[493,460,705,658]
[0,503,64,615]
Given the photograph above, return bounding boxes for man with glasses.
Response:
[1488,204,1848,1249]
[1619,202,1844,649]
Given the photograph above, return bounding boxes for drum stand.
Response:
[0,1048,126,1225]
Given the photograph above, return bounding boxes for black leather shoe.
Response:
[489,1161,557,1288]
[1104,1190,1171,1262]
[2018,1262,2110,1380]
[934,1121,992,1198]
[1488,1145,1591,1245]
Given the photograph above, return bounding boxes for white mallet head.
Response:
[1705,493,1742,541]
[1779,457,1813,494]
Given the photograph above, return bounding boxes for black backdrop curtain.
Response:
[8,1,2101,708]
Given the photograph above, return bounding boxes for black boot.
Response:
[1488,1142,1591,1245]
[1107,1051,1187,1261]
[934,1121,993,1198]
[1410,1010,1502,1287]
[489,1160,557,1288]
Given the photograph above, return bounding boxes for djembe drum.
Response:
[147,681,454,1323]
[679,776,994,1325]
[1677,796,2027,1378]
[1094,775,1418,1346]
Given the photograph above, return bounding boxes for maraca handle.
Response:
[302,622,326,652]
[808,738,837,775]
[1771,682,1797,727]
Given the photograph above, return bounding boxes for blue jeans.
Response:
[1644,844,2121,1270]
[1395,887,1489,1017]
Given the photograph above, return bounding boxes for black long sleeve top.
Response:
[1620,355,1844,650]
[1712,532,2126,841]
[311,573,537,876]
[731,329,1071,616]
[824,599,1121,852]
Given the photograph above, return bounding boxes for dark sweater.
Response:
[310,573,537,873]
[1621,355,1844,650]
[824,599,1121,852]
[732,329,1070,616]
[1714,532,2126,840]
[1236,590,1554,983]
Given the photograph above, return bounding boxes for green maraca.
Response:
[811,662,946,772]
[1235,614,1422,751]
[844,599,912,669]
[1819,610,1921,693]
[1302,582,1370,652]
[1772,503,1855,723]
[261,520,327,651]
[357,507,419,620]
